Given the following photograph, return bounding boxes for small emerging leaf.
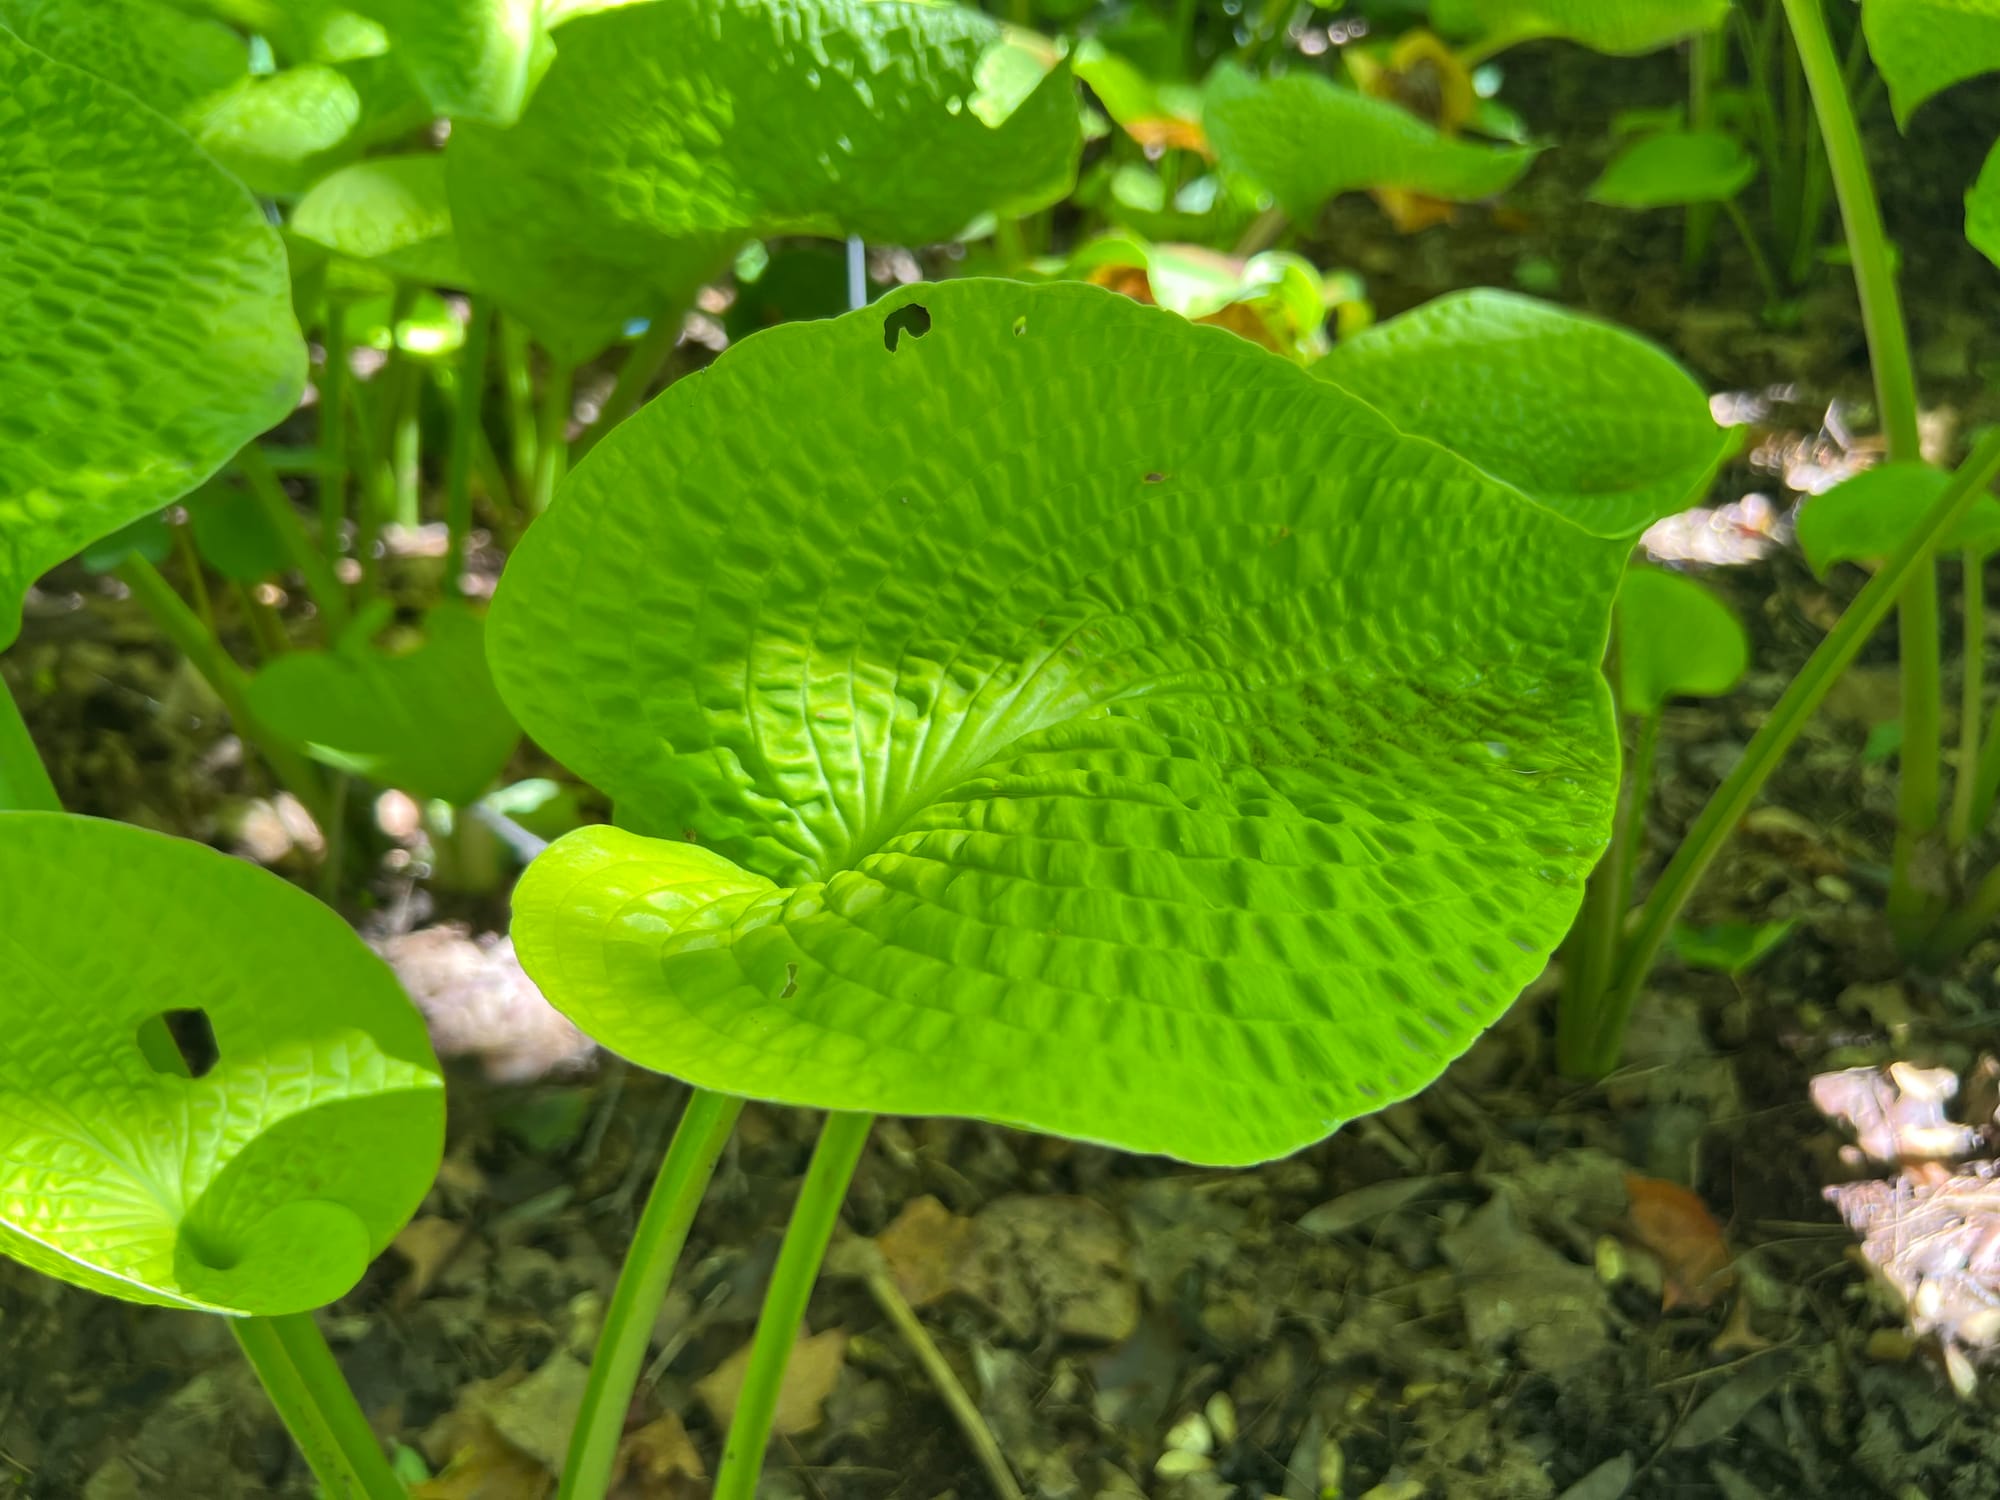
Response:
[1795,462,2000,576]
[1314,289,1730,537]
[1431,0,1730,55]
[291,155,471,287]
[0,27,305,649]
[1616,566,1749,715]
[0,813,444,1314]
[1589,129,1757,208]
[1204,63,1540,223]
[1861,0,2000,125]
[247,603,521,805]
[491,280,1624,1166]
[188,64,365,196]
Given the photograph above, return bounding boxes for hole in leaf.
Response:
[138,1008,220,1079]
[883,303,931,351]
[1143,472,1166,484]
[781,961,800,999]
[1011,315,1027,336]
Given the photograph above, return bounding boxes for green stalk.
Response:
[499,314,539,502]
[1684,30,1723,274]
[529,361,574,515]
[391,376,422,530]
[0,679,59,812]
[713,1112,873,1500]
[444,301,494,596]
[573,314,681,462]
[1577,430,2000,1074]
[561,1091,745,1500]
[236,445,350,640]
[1780,0,1935,933]
[1950,552,1988,848]
[320,310,351,555]
[1722,198,1785,313]
[116,557,331,827]
[232,1313,404,1500]
[1929,858,2000,955]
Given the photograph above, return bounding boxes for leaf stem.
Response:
[560,1089,744,1500]
[499,314,540,504]
[1684,29,1722,275]
[713,1112,873,1500]
[444,300,495,597]
[232,1313,404,1500]
[320,310,352,557]
[1951,554,1988,848]
[1780,0,1938,929]
[530,361,574,516]
[1928,857,2000,956]
[574,313,682,462]
[0,677,59,812]
[236,445,351,640]
[1580,430,2000,1074]
[115,557,331,827]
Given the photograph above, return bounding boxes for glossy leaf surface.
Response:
[1204,63,1539,222]
[1314,290,1729,538]
[0,0,245,114]
[1796,462,2000,575]
[0,28,304,649]
[1861,0,2000,124]
[247,604,521,805]
[1589,129,1757,207]
[492,280,1622,1166]
[0,813,443,1314]
[447,0,1082,357]
[1431,0,1730,54]
[1615,566,1749,715]
[348,0,548,126]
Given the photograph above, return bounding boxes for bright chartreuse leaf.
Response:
[1203,63,1540,223]
[1431,0,1730,54]
[0,812,443,1315]
[246,603,521,804]
[1795,462,2000,575]
[1969,140,2000,268]
[446,0,1083,359]
[1861,0,2000,125]
[187,64,365,196]
[1615,565,1749,715]
[0,0,245,114]
[1590,129,1757,208]
[490,279,1624,1167]
[0,27,304,650]
[291,155,471,287]
[1061,233,1337,360]
[346,0,550,125]
[1313,289,1730,537]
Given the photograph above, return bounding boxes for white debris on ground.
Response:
[374,924,596,1082]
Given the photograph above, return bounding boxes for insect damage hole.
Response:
[138,1008,220,1079]
[883,302,931,351]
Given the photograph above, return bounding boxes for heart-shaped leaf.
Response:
[446,0,1083,358]
[1615,565,1749,715]
[1204,63,1540,223]
[346,0,550,126]
[1796,462,2000,575]
[0,27,304,650]
[291,154,472,287]
[247,603,521,805]
[1862,0,2000,125]
[490,280,1623,1167]
[0,0,246,114]
[1589,129,1757,208]
[1431,0,1730,55]
[0,812,444,1315]
[1314,289,1730,538]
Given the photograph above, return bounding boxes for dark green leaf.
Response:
[1589,129,1757,208]
[1668,919,1795,975]
[1861,0,2000,124]
[1616,566,1750,714]
[1795,462,2000,576]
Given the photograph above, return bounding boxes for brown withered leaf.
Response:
[875,1195,976,1308]
[696,1327,847,1435]
[1622,1175,1734,1310]
[612,1411,705,1500]
[412,1415,553,1500]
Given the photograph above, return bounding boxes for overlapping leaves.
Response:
[491,280,1624,1166]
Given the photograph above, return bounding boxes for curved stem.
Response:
[713,1112,873,1500]
[232,1312,404,1500]
[1581,432,2000,1075]
[0,679,59,812]
[561,1090,744,1500]
[444,300,494,597]
[1929,858,2000,956]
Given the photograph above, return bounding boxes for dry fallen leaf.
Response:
[874,1194,976,1308]
[696,1327,847,1436]
[612,1410,705,1500]
[1622,1175,1734,1310]
[394,1215,472,1301]
[412,1415,554,1500]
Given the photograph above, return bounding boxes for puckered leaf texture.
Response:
[0,814,443,1315]
[0,26,303,648]
[446,0,1081,359]
[491,281,1623,1166]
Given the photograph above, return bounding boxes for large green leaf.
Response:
[246,603,521,805]
[1615,566,1749,714]
[347,0,549,125]
[1313,290,1730,538]
[1861,0,2000,125]
[0,812,443,1315]
[1203,63,1540,223]
[0,28,304,650]
[1431,0,1730,55]
[447,0,1083,359]
[1970,138,2000,268]
[0,0,246,114]
[291,154,472,286]
[490,280,1623,1166]
[1795,462,2000,574]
